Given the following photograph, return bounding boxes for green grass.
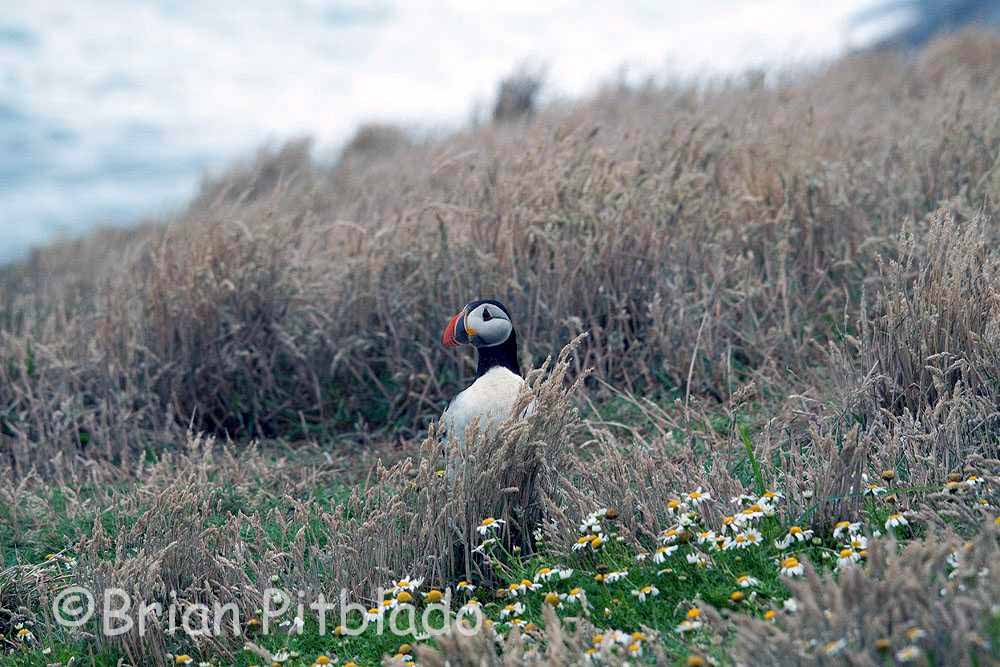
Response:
[1,464,356,569]
[0,425,980,666]
[5,489,904,666]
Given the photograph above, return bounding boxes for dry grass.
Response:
[1,27,999,667]
[727,527,999,666]
[2,29,1000,471]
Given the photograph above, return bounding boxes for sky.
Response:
[0,1,893,260]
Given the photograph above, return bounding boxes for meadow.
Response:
[1,28,999,666]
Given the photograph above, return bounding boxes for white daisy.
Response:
[658,527,682,544]
[836,548,860,569]
[665,498,687,515]
[676,608,703,633]
[652,545,677,563]
[631,585,659,602]
[720,515,740,533]
[780,556,804,577]
[391,577,424,594]
[686,487,710,505]
[604,570,629,583]
[477,517,505,535]
[775,525,813,549]
[738,504,766,522]
[896,646,923,662]
[833,520,861,539]
[848,535,868,550]
[723,532,752,550]
[758,489,784,505]
[500,602,524,619]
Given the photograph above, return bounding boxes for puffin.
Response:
[440,299,525,448]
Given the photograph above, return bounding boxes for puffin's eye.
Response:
[481,307,492,322]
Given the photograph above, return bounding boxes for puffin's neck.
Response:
[475,329,521,378]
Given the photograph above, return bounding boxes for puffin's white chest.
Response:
[443,367,525,445]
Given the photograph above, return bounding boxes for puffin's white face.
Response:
[463,302,512,347]
[442,300,513,348]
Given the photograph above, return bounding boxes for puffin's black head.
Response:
[441,299,520,377]
[441,299,514,349]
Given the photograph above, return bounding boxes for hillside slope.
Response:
[1,29,999,468]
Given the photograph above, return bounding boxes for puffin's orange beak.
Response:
[442,311,462,348]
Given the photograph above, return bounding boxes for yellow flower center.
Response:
[764,610,777,621]
[730,591,744,602]
[789,526,802,535]
[315,657,331,666]
[686,608,701,620]
[782,557,800,568]
[425,589,443,603]
[396,591,413,603]
[544,592,560,605]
